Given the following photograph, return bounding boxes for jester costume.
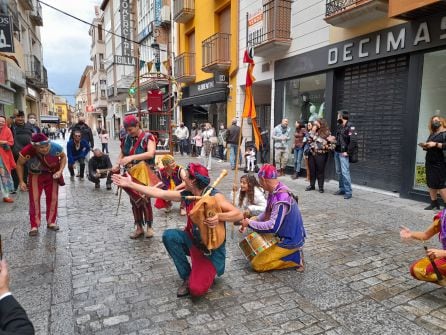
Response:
[20,137,64,229]
[155,155,185,212]
[162,163,225,297]
[247,166,305,272]
[121,130,156,229]
[410,209,446,283]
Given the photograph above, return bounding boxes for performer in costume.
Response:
[16,133,66,236]
[400,209,446,283]
[112,163,243,297]
[155,155,187,215]
[240,164,306,272]
[113,115,157,239]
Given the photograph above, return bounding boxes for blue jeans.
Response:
[294,147,304,174]
[228,143,241,168]
[334,151,352,196]
[162,229,193,280]
[179,139,189,155]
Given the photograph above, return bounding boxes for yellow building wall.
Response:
[329,17,406,43]
[55,103,68,123]
[177,0,238,125]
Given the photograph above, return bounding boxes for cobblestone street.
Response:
[1,137,446,335]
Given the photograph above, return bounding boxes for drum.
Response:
[239,232,280,261]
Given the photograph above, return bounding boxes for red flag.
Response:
[242,48,262,150]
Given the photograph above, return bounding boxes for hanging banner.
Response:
[120,0,131,57]
[0,15,14,53]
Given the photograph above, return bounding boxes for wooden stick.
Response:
[424,246,446,286]
[115,187,122,216]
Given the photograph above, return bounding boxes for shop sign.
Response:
[154,0,162,27]
[0,15,13,53]
[86,105,94,113]
[120,0,132,58]
[197,79,214,92]
[247,8,264,47]
[114,55,136,66]
[328,15,446,66]
[27,87,37,98]
[0,86,14,104]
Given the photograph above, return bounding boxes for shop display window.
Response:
[282,73,326,166]
[414,49,446,190]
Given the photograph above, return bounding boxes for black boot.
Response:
[424,200,440,210]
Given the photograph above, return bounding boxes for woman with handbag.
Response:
[0,115,15,203]
[16,133,67,236]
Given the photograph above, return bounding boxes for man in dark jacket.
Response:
[334,110,353,200]
[25,113,40,134]
[11,111,33,191]
[225,118,242,170]
[88,148,112,189]
[70,116,94,148]
[0,259,34,334]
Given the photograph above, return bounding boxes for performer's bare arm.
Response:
[214,193,244,223]
[16,155,28,191]
[52,153,67,179]
[400,222,438,241]
[112,174,182,201]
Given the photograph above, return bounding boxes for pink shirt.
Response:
[99,133,109,144]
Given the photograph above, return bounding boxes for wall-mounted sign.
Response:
[247,8,263,47]
[86,105,94,112]
[114,55,136,66]
[154,0,162,26]
[0,15,13,53]
[120,0,132,58]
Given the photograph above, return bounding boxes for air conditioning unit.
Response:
[161,6,171,23]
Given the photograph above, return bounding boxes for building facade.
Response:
[75,65,93,129]
[174,0,239,130]
[272,0,446,199]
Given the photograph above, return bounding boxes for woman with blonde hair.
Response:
[419,115,446,210]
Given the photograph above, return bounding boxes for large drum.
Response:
[239,232,280,261]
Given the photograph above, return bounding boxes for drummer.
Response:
[112,163,243,298]
[112,115,157,239]
[239,164,306,272]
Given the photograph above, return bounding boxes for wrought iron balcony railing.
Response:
[174,52,195,83]
[173,0,194,24]
[325,0,388,28]
[30,1,43,26]
[202,32,230,73]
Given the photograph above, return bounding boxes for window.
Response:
[99,54,104,70]
[98,24,103,41]
[413,49,446,190]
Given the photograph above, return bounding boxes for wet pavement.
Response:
[1,136,445,334]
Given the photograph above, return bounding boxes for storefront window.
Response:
[282,73,326,165]
[414,50,446,190]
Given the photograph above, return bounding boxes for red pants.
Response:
[28,173,59,228]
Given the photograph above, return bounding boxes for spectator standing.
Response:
[272,118,291,176]
[193,128,203,159]
[259,127,269,164]
[99,129,109,154]
[119,125,126,141]
[419,115,446,210]
[175,122,189,155]
[10,111,33,192]
[0,115,15,203]
[305,119,335,193]
[26,113,40,134]
[70,116,94,149]
[217,123,227,162]
[201,123,215,170]
[334,110,353,199]
[292,121,306,179]
[189,122,199,157]
[226,118,242,170]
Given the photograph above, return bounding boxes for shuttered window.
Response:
[335,56,409,192]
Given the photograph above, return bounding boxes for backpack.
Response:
[347,126,359,163]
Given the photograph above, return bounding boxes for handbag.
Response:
[210,136,218,145]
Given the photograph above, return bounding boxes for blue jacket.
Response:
[67,139,90,165]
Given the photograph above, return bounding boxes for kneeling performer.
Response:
[113,163,243,297]
[239,164,306,272]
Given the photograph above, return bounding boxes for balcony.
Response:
[18,0,33,11]
[30,1,43,26]
[389,0,446,20]
[325,0,388,28]
[175,52,195,83]
[202,33,230,73]
[249,0,292,58]
[25,55,47,88]
[173,0,194,24]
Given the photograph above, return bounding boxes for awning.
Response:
[40,115,60,124]
[179,90,227,106]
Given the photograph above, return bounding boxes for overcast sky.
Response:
[41,0,101,105]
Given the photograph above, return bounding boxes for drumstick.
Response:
[424,246,446,286]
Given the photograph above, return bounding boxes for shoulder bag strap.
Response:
[129,131,145,156]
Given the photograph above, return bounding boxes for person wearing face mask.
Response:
[174,122,189,156]
[26,113,41,134]
[419,116,446,210]
[333,110,353,199]
[217,123,227,162]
